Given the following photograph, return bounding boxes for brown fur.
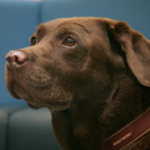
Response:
[5,17,150,149]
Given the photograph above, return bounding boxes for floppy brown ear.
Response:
[106,20,150,87]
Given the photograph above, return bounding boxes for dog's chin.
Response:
[27,101,70,111]
[27,103,44,109]
[46,102,71,111]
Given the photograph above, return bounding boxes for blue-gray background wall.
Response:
[0,0,150,105]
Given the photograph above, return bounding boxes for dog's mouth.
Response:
[10,82,21,99]
[5,71,21,100]
[5,66,72,110]
[6,79,33,101]
[8,80,71,110]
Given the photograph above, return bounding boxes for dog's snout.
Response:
[6,50,27,68]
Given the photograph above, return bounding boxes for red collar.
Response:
[104,108,150,150]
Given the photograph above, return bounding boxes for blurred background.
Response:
[0,0,150,150]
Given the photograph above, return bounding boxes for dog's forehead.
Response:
[40,17,105,33]
[31,17,116,40]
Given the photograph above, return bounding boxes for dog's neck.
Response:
[100,73,150,138]
[51,72,150,150]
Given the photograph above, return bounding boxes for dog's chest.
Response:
[52,110,102,150]
[72,123,103,149]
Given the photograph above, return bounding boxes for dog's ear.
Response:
[106,20,150,87]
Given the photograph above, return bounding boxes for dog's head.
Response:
[5,17,150,110]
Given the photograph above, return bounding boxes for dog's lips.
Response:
[5,65,32,101]
[9,82,21,99]
[6,75,29,101]
[7,78,71,110]
[5,75,21,99]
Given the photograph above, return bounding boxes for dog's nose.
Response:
[6,50,27,68]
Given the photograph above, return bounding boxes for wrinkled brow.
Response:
[73,23,91,34]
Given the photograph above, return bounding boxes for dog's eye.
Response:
[31,37,37,46]
[64,37,75,46]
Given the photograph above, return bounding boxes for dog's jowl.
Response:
[5,17,150,150]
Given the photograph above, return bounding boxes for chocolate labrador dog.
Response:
[5,17,150,150]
